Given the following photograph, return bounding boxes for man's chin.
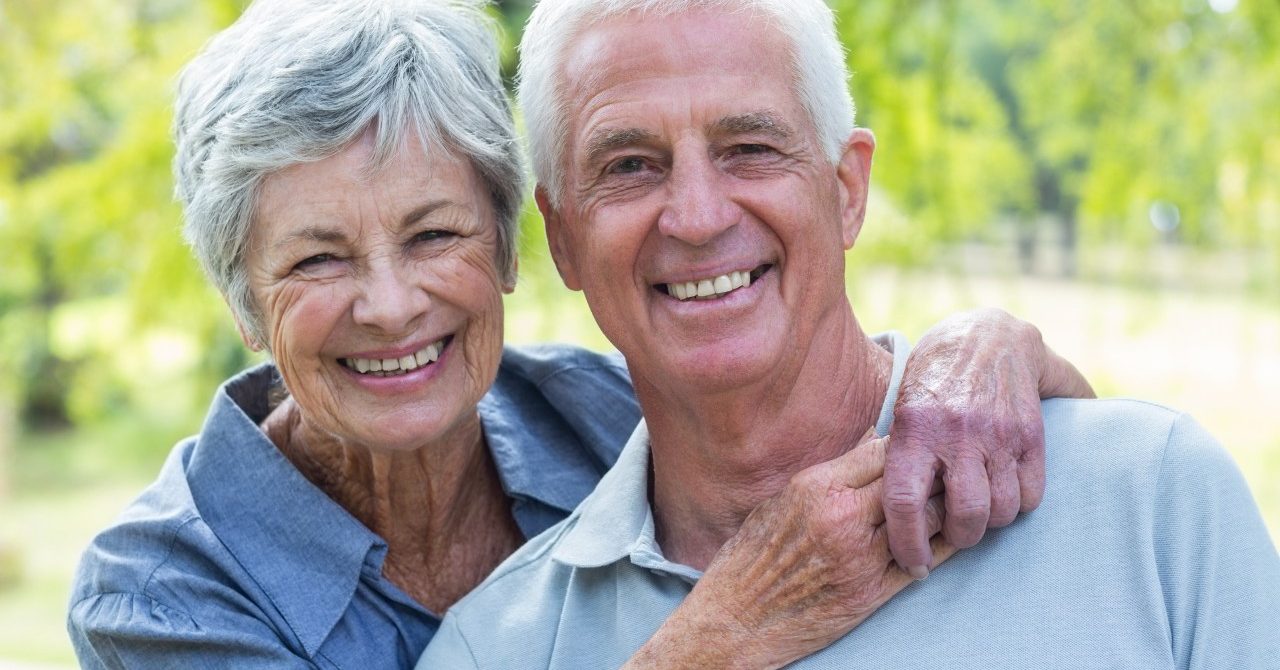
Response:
[647,345,784,396]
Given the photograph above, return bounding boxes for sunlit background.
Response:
[1,0,1277,666]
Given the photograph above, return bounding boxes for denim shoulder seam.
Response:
[139,514,204,599]
[69,590,199,628]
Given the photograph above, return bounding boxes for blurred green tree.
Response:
[0,0,1275,461]
[835,0,1280,279]
[0,0,253,438]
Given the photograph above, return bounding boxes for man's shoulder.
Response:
[1041,396,1192,474]
[451,512,582,620]
[428,514,585,667]
[1039,397,1250,517]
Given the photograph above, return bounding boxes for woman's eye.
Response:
[609,157,646,174]
[413,229,455,243]
[294,253,334,270]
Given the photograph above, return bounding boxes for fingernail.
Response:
[908,565,929,580]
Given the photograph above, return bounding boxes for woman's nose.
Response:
[351,257,430,333]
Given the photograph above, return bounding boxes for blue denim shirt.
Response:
[67,344,640,670]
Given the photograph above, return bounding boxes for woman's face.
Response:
[244,131,509,452]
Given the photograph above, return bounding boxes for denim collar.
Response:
[185,350,628,656]
[186,363,386,658]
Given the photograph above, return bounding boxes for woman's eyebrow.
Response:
[273,226,347,250]
[399,199,455,229]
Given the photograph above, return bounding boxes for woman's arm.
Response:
[625,434,951,670]
[624,307,1092,669]
[885,307,1093,575]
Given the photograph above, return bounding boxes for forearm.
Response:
[622,595,774,670]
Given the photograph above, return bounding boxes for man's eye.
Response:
[609,157,647,174]
[732,144,773,156]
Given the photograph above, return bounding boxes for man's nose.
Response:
[657,151,739,246]
[351,257,430,333]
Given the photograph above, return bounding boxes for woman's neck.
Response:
[261,397,523,613]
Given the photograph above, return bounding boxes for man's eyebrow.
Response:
[584,127,657,165]
[714,111,795,139]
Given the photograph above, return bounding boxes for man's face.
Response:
[541,9,873,394]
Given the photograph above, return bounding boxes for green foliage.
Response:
[834,0,1280,280]
[0,0,253,436]
[0,0,1276,446]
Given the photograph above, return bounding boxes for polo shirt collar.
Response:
[552,332,911,571]
[186,364,389,659]
[551,420,655,568]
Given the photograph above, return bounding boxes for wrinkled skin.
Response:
[625,431,953,670]
[886,308,1094,575]
[540,5,1095,667]
[623,309,1089,669]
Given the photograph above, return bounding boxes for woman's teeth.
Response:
[342,340,444,376]
[666,270,752,301]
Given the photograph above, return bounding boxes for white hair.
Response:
[517,0,854,206]
[174,0,522,346]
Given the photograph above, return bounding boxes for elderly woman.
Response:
[68,0,1090,668]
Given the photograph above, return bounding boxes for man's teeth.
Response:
[667,270,752,301]
[343,340,444,376]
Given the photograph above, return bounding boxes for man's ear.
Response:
[836,128,876,250]
[536,186,582,291]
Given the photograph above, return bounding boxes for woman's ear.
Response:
[502,253,519,294]
[231,311,264,352]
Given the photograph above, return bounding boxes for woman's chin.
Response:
[334,411,471,454]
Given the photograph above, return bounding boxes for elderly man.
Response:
[420,0,1280,668]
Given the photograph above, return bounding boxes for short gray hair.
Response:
[175,0,522,346]
[517,0,853,206]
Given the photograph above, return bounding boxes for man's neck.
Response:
[637,304,893,570]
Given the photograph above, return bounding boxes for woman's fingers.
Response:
[881,496,954,591]
[831,432,887,490]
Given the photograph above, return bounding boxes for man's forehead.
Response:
[560,8,792,99]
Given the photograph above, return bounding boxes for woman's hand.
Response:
[885,307,1094,578]
[623,431,953,670]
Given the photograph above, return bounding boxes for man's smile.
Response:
[658,264,773,301]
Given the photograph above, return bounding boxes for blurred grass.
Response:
[2,262,1278,666]
[0,427,151,666]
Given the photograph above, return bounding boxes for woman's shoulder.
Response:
[497,343,629,383]
[491,343,638,439]
[68,437,235,608]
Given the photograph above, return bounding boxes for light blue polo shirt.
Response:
[419,338,1280,669]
